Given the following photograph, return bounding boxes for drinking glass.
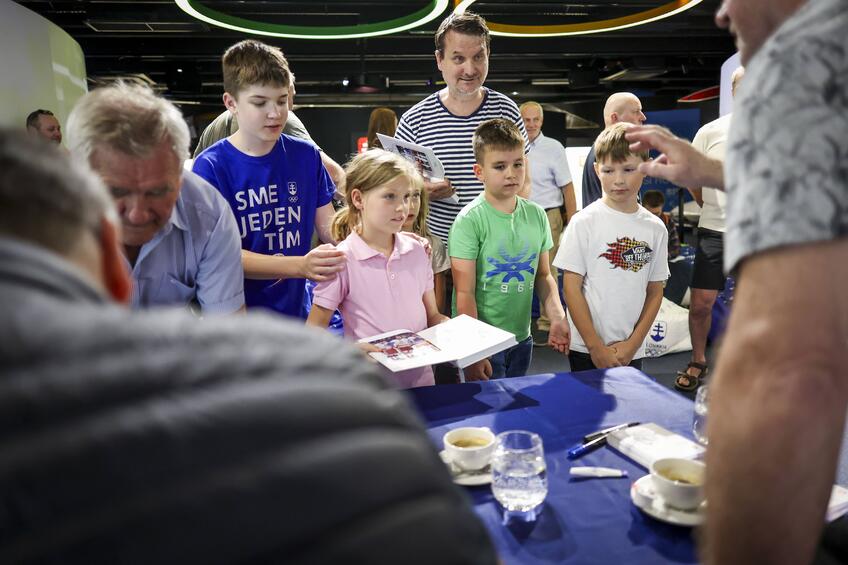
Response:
[491,431,547,512]
[693,385,709,446]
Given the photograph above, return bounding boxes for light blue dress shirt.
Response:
[527,132,573,210]
[127,171,244,314]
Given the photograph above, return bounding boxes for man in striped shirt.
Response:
[395,11,530,242]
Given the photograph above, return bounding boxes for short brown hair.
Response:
[594,122,649,164]
[435,12,490,55]
[642,190,665,208]
[473,119,524,163]
[222,40,290,98]
[25,109,54,130]
[0,129,114,257]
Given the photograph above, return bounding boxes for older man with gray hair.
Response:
[67,83,244,314]
[520,100,575,336]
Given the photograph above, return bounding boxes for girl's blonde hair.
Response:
[331,149,424,241]
[408,181,432,238]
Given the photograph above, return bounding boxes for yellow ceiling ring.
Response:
[453,0,705,37]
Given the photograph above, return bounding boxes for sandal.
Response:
[674,362,708,392]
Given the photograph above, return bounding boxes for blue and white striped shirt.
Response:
[396,88,528,241]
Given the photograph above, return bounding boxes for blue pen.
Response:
[566,434,607,460]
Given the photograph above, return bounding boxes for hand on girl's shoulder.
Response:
[399,231,432,259]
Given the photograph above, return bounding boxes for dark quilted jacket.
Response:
[0,238,497,565]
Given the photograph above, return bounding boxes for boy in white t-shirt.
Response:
[553,123,669,372]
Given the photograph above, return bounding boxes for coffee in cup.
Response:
[650,457,705,511]
[443,427,496,471]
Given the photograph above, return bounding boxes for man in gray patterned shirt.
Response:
[627,0,847,563]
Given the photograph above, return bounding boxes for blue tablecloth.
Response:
[408,367,700,565]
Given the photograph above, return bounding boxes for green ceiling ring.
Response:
[174,0,450,40]
[453,0,704,37]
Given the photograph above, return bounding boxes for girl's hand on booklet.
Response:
[464,358,492,382]
[589,344,622,369]
[356,341,381,360]
[548,318,570,354]
[426,178,455,200]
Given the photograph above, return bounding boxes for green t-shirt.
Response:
[448,195,552,341]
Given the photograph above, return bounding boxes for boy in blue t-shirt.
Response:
[193,40,344,318]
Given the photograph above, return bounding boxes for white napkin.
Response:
[827,484,848,522]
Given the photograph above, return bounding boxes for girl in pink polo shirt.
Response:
[307,150,447,388]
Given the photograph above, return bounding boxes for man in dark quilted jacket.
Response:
[0,130,495,565]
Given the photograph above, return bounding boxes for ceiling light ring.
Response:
[453,0,704,37]
[175,0,450,40]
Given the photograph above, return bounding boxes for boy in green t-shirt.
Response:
[449,119,569,380]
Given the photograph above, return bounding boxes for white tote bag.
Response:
[642,298,692,357]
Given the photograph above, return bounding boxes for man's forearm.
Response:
[704,241,848,565]
[562,183,576,222]
[320,151,346,188]
[699,158,724,190]
[687,187,704,207]
[242,249,303,280]
[518,155,532,199]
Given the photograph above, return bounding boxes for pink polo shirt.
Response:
[313,231,435,388]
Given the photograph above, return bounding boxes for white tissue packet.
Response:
[607,423,705,469]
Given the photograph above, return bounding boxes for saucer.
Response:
[439,450,492,486]
[631,474,705,527]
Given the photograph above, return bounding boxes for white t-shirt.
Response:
[553,200,670,357]
[527,133,572,210]
[692,113,731,232]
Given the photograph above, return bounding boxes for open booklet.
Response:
[376,133,459,205]
[359,314,517,373]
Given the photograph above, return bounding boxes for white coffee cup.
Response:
[650,457,706,511]
[443,427,496,471]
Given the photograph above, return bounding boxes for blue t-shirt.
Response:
[192,135,335,317]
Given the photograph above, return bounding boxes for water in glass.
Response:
[491,431,547,512]
[693,385,709,446]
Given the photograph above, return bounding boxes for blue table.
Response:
[408,367,699,565]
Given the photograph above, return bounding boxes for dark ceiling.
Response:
[17,0,735,117]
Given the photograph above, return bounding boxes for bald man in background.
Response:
[582,93,646,207]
